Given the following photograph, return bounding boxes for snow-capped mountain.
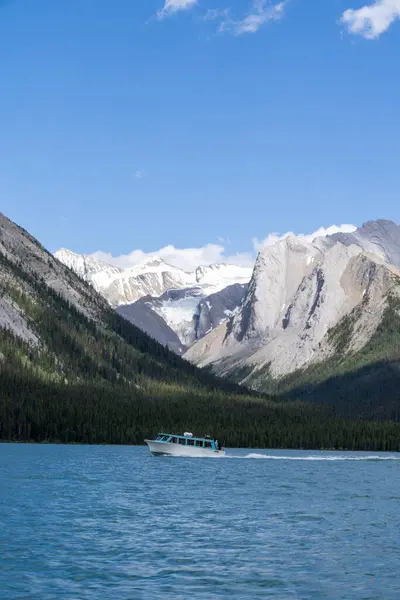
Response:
[55,248,253,350]
[185,220,400,390]
[111,264,251,351]
[101,258,197,306]
[54,249,123,292]
[54,251,196,306]
[115,263,251,349]
[55,249,252,306]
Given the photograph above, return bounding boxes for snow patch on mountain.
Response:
[117,282,248,350]
[157,291,202,347]
[195,263,252,288]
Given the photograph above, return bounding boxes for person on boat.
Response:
[215,439,219,450]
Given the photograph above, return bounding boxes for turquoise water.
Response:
[1,445,400,599]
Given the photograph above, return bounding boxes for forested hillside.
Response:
[0,213,399,450]
[243,293,400,421]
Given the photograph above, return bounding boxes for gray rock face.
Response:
[185,220,400,387]
[0,213,107,324]
[117,297,185,355]
[320,220,400,268]
[231,237,321,343]
[195,283,248,341]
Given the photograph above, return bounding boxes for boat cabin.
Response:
[154,433,219,450]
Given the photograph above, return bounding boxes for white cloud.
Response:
[252,231,292,252]
[89,224,357,272]
[219,0,286,35]
[91,244,254,272]
[157,0,197,19]
[253,224,357,252]
[308,224,357,239]
[134,170,144,179]
[341,0,400,39]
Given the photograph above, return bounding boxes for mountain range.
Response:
[55,248,252,354]
[1,212,400,449]
[57,220,400,407]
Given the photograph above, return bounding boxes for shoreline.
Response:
[1,440,399,453]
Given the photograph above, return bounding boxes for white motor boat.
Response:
[145,432,225,457]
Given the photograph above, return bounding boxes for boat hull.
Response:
[145,440,225,458]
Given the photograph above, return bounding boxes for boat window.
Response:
[195,439,204,448]
[156,435,163,441]
[171,437,178,444]
[205,441,212,448]
[187,439,195,446]
[161,435,170,442]
[178,438,186,445]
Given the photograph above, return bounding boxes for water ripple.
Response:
[1,445,400,599]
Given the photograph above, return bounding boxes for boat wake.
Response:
[227,453,400,461]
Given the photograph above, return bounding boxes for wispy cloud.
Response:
[92,244,254,271]
[341,0,400,39]
[217,235,231,244]
[155,0,287,34]
[157,0,197,19]
[219,0,287,36]
[134,170,144,180]
[203,7,230,22]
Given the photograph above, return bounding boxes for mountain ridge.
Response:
[185,220,400,401]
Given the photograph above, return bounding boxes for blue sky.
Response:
[1,0,400,268]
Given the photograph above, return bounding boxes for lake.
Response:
[1,445,400,599]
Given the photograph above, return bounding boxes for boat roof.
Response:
[158,432,216,442]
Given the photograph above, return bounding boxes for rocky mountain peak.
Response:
[232,234,321,342]
[185,219,400,390]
